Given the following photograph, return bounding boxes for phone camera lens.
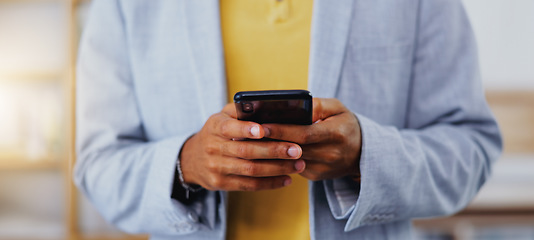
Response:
[242,102,254,113]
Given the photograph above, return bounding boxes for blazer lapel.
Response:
[182,0,227,121]
[308,0,355,98]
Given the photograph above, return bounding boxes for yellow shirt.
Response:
[221,0,313,239]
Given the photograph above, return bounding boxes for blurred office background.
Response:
[0,0,532,239]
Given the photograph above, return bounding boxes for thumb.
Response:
[312,98,347,123]
[222,103,238,118]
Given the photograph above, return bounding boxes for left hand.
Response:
[262,98,362,181]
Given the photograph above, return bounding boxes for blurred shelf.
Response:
[71,234,149,240]
[73,0,91,5]
[414,214,534,229]
[414,154,534,239]
[0,71,65,84]
[0,160,61,170]
[413,214,534,240]
[0,1,111,240]
[0,152,61,170]
[485,90,534,154]
[486,90,534,104]
[0,0,65,3]
[0,214,64,240]
[465,154,534,211]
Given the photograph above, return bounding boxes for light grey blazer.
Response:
[75,0,502,239]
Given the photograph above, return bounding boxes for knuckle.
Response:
[205,142,218,155]
[203,185,217,191]
[219,120,232,137]
[318,164,330,173]
[205,159,219,173]
[239,181,257,191]
[325,150,341,162]
[271,128,283,139]
[303,168,324,181]
[207,114,222,130]
[206,114,218,125]
[300,172,311,180]
[241,162,257,176]
[209,175,223,188]
[302,130,315,143]
[331,128,344,140]
[331,98,342,109]
[308,174,321,181]
[236,144,251,158]
[222,103,234,112]
[218,143,228,156]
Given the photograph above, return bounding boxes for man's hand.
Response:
[179,104,306,191]
[263,98,362,181]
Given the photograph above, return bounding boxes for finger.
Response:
[312,98,347,123]
[218,158,305,177]
[267,110,360,144]
[299,162,332,181]
[221,140,302,160]
[300,160,358,182]
[301,143,340,162]
[225,175,292,191]
[211,114,265,139]
[222,103,238,118]
[262,122,332,144]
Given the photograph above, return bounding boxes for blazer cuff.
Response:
[143,135,200,234]
[144,134,219,234]
[344,114,398,232]
[323,177,360,220]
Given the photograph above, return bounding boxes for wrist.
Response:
[176,157,203,198]
[178,134,199,185]
[176,134,204,198]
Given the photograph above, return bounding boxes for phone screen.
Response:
[234,90,312,125]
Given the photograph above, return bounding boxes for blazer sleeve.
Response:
[323,0,502,231]
[74,0,221,236]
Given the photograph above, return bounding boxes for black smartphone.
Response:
[234,90,313,125]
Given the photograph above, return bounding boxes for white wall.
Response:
[463,0,534,90]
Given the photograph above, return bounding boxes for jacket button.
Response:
[188,211,199,223]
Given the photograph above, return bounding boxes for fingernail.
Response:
[287,146,300,158]
[250,125,260,137]
[294,160,305,171]
[263,126,271,137]
[284,178,292,186]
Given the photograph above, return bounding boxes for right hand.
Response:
[179,104,306,191]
